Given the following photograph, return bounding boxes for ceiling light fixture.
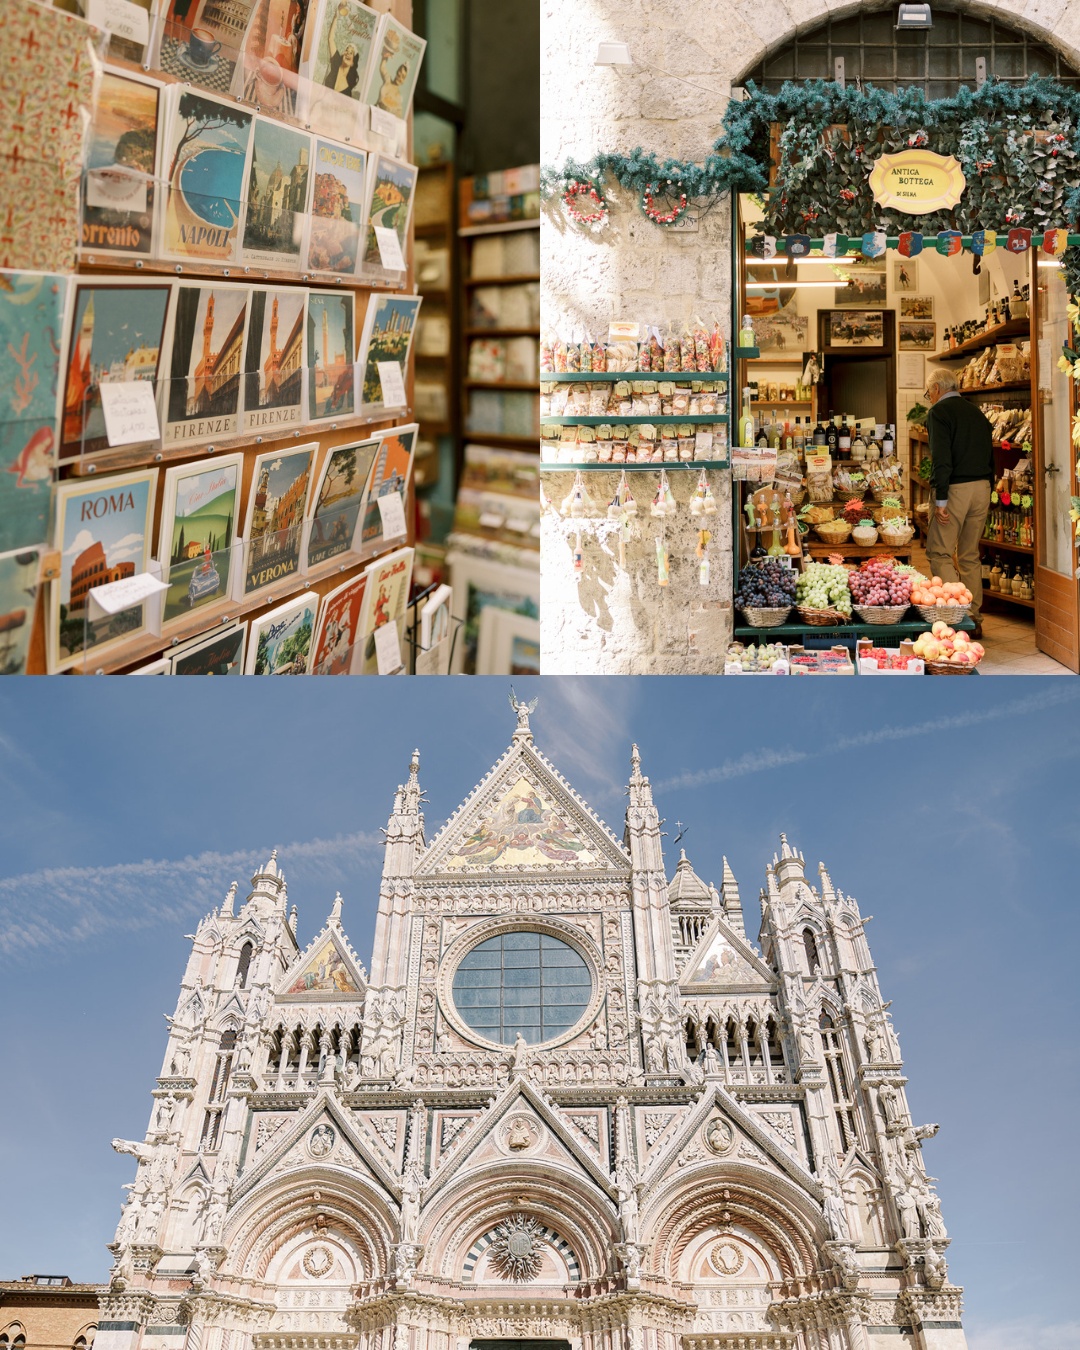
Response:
[896,3,933,30]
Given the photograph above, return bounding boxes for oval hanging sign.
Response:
[868,150,967,215]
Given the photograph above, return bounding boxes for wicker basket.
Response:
[925,658,978,675]
[879,525,915,547]
[854,603,911,625]
[834,486,867,502]
[870,503,906,524]
[871,487,903,503]
[796,604,851,626]
[851,526,879,545]
[916,602,970,624]
[813,521,853,544]
[740,604,793,628]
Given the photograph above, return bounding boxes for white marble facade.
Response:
[98,702,965,1350]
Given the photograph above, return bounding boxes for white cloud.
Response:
[62,528,96,558]
[0,829,384,959]
[967,1318,1080,1350]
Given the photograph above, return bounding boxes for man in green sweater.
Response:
[924,367,995,636]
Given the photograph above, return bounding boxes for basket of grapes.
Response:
[849,558,913,624]
[795,561,853,625]
[735,558,796,627]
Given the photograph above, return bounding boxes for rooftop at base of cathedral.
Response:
[99,698,965,1350]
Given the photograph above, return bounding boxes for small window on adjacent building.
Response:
[236,942,253,988]
[803,928,820,976]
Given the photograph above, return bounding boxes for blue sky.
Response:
[1,677,1077,1350]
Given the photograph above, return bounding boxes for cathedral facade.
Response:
[96,705,965,1350]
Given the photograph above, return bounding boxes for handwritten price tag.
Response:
[87,571,168,617]
[376,360,407,408]
[373,225,406,272]
[87,0,149,45]
[86,166,148,213]
[376,490,407,540]
[369,106,404,142]
[373,619,403,674]
[99,380,160,447]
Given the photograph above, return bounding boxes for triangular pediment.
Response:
[419,741,631,876]
[640,1084,818,1200]
[426,1078,616,1200]
[277,926,367,1001]
[234,1092,397,1201]
[679,914,775,990]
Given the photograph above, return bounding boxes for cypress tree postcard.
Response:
[243,288,306,432]
[0,546,41,676]
[356,544,412,675]
[245,589,318,673]
[306,138,367,274]
[157,452,244,626]
[82,69,162,260]
[239,116,311,269]
[232,0,309,118]
[362,14,425,119]
[60,282,172,461]
[169,620,246,674]
[153,0,258,93]
[163,283,250,446]
[50,470,157,673]
[306,290,355,421]
[0,270,69,553]
[310,571,367,675]
[162,88,254,264]
[357,294,420,417]
[301,0,381,141]
[358,421,415,551]
[359,153,416,280]
[242,443,315,595]
[305,436,378,567]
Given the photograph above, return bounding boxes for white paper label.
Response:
[373,619,403,674]
[376,360,407,407]
[414,635,449,676]
[99,380,160,447]
[87,0,149,45]
[369,106,403,140]
[376,490,407,539]
[373,224,406,272]
[87,570,168,616]
[86,166,148,213]
[478,510,505,530]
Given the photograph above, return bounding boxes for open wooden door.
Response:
[1031,255,1080,671]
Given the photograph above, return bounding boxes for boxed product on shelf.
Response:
[786,645,855,676]
[856,639,925,675]
[724,642,789,674]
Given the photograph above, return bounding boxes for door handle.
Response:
[1045,463,1062,475]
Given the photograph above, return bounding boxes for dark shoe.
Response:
[971,621,983,639]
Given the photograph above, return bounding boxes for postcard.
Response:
[0,4,98,273]
[153,0,259,93]
[157,452,244,626]
[239,116,311,270]
[419,582,451,653]
[130,656,171,674]
[359,154,417,280]
[246,590,318,673]
[60,282,171,461]
[357,294,421,417]
[362,14,425,120]
[356,544,412,675]
[242,443,316,596]
[82,68,162,259]
[243,288,306,432]
[301,0,381,141]
[306,290,356,421]
[232,0,307,117]
[161,88,254,264]
[305,436,379,568]
[310,571,368,674]
[169,620,246,674]
[54,0,154,64]
[0,547,41,676]
[306,139,367,275]
[50,470,157,673]
[0,270,69,553]
[163,283,250,446]
[358,421,416,552]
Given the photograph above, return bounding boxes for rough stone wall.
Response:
[539,0,1080,673]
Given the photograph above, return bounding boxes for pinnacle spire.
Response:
[628,742,653,805]
[220,881,238,917]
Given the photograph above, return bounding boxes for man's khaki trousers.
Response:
[925,479,992,622]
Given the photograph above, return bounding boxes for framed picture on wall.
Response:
[899,320,937,351]
[893,259,919,292]
[833,259,886,306]
[900,296,934,321]
[822,310,886,349]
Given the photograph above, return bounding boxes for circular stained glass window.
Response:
[451,930,593,1046]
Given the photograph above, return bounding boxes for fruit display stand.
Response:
[733,614,976,645]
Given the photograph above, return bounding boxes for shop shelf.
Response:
[983,590,1035,608]
[734,345,761,359]
[466,380,540,391]
[931,318,1030,361]
[542,371,728,383]
[464,273,540,286]
[980,540,1034,554]
[735,615,976,643]
[540,460,730,471]
[541,414,728,426]
[959,381,1031,396]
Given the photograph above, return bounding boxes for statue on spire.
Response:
[509,687,538,738]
